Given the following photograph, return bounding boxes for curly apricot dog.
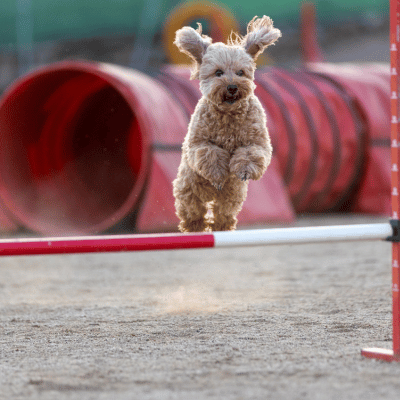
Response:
[173,16,281,232]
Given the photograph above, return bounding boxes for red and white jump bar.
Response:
[0,223,392,257]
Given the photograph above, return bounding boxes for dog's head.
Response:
[174,16,281,108]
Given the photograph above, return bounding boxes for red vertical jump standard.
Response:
[361,0,400,362]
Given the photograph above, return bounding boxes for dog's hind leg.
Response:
[211,180,248,231]
[211,200,242,231]
[175,192,209,233]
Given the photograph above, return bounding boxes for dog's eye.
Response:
[215,69,224,77]
[236,70,244,77]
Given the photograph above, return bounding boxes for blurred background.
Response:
[0,0,392,236]
[0,0,389,92]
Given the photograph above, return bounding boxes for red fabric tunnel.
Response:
[0,61,391,235]
[0,62,188,234]
[308,63,391,216]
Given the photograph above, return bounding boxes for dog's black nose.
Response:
[227,85,238,94]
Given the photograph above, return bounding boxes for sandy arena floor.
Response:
[1,215,400,400]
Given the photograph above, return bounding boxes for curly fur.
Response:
[241,15,282,60]
[174,23,212,79]
[173,16,281,232]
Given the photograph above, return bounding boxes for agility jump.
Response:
[0,0,397,363]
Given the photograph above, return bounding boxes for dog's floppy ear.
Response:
[174,23,212,79]
[242,16,281,60]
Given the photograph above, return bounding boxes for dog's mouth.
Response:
[223,93,240,104]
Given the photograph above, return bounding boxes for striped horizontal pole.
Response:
[0,223,392,257]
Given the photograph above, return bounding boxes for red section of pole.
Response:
[362,0,400,362]
[0,233,215,256]
[392,0,400,356]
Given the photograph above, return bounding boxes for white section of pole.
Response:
[214,223,393,247]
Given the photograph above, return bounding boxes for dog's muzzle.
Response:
[223,85,239,104]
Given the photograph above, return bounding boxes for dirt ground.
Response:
[1,214,400,400]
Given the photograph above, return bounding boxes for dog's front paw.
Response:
[237,170,251,182]
[236,166,253,182]
[194,146,230,185]
[230,146,270,182]
[210,170,227,190]
[211,181,224,190]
